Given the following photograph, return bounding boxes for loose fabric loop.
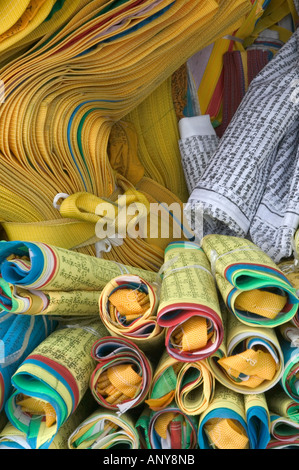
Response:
[53,193,69,210]
[95,235,124,258]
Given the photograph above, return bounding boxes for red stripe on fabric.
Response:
[27,354,80,409]
[37,244,58,290]
[54,0,145,54]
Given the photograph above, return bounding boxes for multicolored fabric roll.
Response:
[0,240,157,316]
[206,308,284,394]
[278,331,299,403]
[90,336,152,414]
[136,405,198,450]
[5,319,107,449]
[266,386,299,425]
[201,235,299,328]
[145,349,215,416]
[269,413,299,443]
[198,384,270,449]
[99,274,164,353]
[0,390,97,449]
[0,312,57,412]
[157,241,224,362]
[68,408,140,449]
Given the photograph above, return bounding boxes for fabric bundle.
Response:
[5,318,107,449]
[206,309,284,394]
[0,0,86,59]
[156,241,224,362]
[278,331,299,403]
[145,350,215,416]
[0,390,97,449]
[68,408,139,449]
[99,274,164,352]
[269,414,299,442]
[201,234,299,328]
[266,386,299,442]
[267,386,299,423]
[0,312,57,412]
[136,405,198,449]
[198,384,270,449]
[0,240,157,316]
[187,25,299,263]
[90,336,152,414]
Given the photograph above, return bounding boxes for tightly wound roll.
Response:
[145,349,215,416]
[201,235,299,328]
[68,408,139,449]
[136,405,198,450]
[157,241,224,362]
[0,312,57,412]
[5,319,107,449]
[99,274,164,353]
[206,309,284,394]
[90,336,152,414]
[0,240,157,316]
[198,384,270,449]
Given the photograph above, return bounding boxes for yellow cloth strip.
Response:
[205,418,249,449]
[235,289,287,319]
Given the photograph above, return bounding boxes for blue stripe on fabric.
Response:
[14,358,75,415]
[198,408,249,449]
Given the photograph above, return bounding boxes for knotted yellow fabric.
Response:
[16,395,56,428]
[96,364,142,406]
[217,348,277,389]
[235,289,287,320]
[204,418,249,449]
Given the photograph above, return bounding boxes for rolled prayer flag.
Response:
[0,276,101,317]
[0,240,157,291]
[5,318,108,449]
[136,405,198,450]
[0,240,157,316]
[266,386,299,425]
[68,408,139,449]
[201,234,299,328]
[99,274,164,353]
[0,390,97,449]
[198,384,270,450]
[206,308,284,394]
[90,336,152,415]
[0,311,57,412]
[157,241,224,362]
[269,413,299,443]
[145,349,215,416]
[278,331,299,403]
